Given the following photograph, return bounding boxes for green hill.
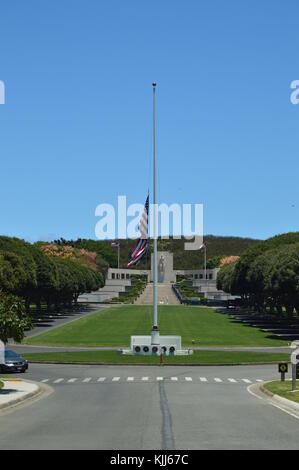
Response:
[53,236,260,270]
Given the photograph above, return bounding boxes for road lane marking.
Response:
[228,378,237,383]
[214,378,222,383]
[127,377,134,381]
[41,379,49,383]
[171,377,178,381]
[97,377,106,382]
[83,378,92,383]
[141,377,149,381]
[53,378,64,383]
[68,378,77,383]
[256,379,264,383]
[112,377,120,382]
[185,377,192,382]
[157,377,163,381]
[199,377,207,382]
[242,379,252,384]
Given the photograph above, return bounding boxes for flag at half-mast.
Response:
[127,195,149,267]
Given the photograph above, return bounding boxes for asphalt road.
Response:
[1,363,299,449]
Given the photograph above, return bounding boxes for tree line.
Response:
[0,236,104,314]
[217,232,299,317]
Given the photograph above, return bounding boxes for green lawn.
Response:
[23,350,290,365]
[0,380,3,390]
[263,380,299,404]
[24,305,288,348]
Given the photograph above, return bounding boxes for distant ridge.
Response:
[51,235,260,270]
[100,235,260,270]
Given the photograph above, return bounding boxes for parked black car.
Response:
[0,349,28,373]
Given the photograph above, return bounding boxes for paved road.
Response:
[10,344,292,354]
[1,364,299,449]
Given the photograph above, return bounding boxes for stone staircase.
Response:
[134,283,180,305]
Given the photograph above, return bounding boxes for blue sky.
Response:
[0,0,298,242]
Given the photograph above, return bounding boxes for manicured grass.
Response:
[23,350,290,365]
[0,380,3,389]
[263,380,299,404]
[24,305,288,348]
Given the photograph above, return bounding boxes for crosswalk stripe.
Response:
[43,376,264,385]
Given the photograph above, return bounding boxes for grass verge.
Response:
[0,380,3,390]
[263,380,299,404]
[24,305,288,348]
[23,350,290,366]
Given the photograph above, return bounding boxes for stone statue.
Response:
[158,254,165,282]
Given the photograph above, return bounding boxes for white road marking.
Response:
[242,379,252,384]
[256,379,264,383]
[112,377,120,382]
[185,377,192,382]
[97,377,106,382]
[141,377,149,381]
[53,378,64,383]
[214,378,222,383]
[156,377,163,381]
[171,377,178,381]
[83,377,92,383]
[199,377,208,382]
[41,379,49,383]
[127,377,134,381]
[228,378,237,383]
[68,378,77,383]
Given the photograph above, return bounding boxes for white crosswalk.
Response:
[40,376,266,385]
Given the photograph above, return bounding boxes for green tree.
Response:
[0,291,33,343]
[0,251,27,295]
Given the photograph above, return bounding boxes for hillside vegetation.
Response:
[54,235,260,270]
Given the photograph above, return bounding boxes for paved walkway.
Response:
[0,379,40,410]
[135,283,180,305]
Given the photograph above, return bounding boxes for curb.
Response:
[260,383,299,412]
[25,360,285,367]
[248,382,299,417]
[0,379,53,412]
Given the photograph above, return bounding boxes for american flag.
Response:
[127,195,149,267]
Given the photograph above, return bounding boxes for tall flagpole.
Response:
[152,82,159,343]
[204,245,207,281]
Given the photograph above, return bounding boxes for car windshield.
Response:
[5,350,20,360]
